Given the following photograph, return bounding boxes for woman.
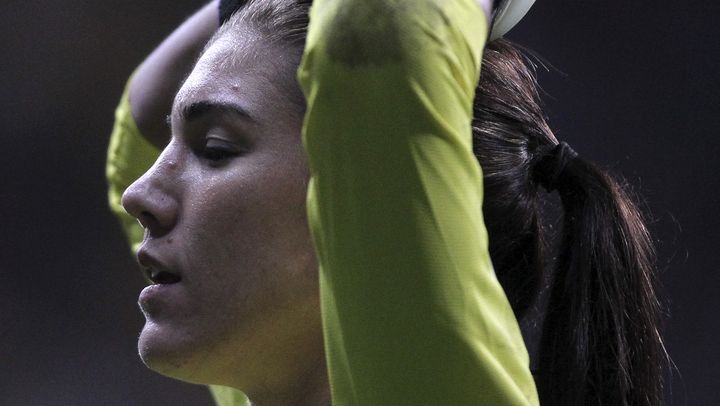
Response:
[108,0,665,404]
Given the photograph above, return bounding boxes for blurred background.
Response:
[1,1,717,404]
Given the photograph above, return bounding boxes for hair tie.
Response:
[533,141,578,192]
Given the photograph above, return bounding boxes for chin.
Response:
[137,322,215,385]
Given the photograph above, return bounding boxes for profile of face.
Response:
[121,28,322,392]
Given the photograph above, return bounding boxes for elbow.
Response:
[305,0,447,69]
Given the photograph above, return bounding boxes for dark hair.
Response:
[218,2,667,404]
[474,40,667,405]
[215,0,310,47]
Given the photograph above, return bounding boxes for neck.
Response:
[245,352,331,406]
[219,298,331,406]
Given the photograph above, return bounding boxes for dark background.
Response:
[1,1,717,404]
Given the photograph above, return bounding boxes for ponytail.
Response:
[473,39,666,405]
[535,145,664,405]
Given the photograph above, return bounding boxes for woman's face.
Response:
[121,32,321,389]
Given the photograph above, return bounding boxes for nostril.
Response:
[137,211,158,232]
[136,213,147,229]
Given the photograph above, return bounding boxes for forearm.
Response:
[299,0,537,404]
[129,0,219,149]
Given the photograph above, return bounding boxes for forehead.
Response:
[173,32,291,121]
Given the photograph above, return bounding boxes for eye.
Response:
[198,137,241,164]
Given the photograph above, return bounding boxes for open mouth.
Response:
[146,269,181,285]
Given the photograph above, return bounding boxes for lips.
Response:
[137,250,183,315]
[146,268,182,284]
[137,248,182,285]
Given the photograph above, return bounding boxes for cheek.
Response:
[181,150,313,281]
[175,151,318,349]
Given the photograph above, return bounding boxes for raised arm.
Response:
[129,1,219,149]
[107,1,220,251]
[298,0,538,404]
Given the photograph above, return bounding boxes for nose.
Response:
[121,152,180,238]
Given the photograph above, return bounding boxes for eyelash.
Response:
[201,145,237,162]
[196,138,242,164]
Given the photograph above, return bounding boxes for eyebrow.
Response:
[178,100,256,124]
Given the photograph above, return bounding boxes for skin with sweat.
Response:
[122,30,329,405]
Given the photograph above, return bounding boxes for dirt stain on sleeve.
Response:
[323,0,408,67]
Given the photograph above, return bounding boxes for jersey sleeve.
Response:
[298,0,539,404]
[106,79,161,253]
[105,79,251,406]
